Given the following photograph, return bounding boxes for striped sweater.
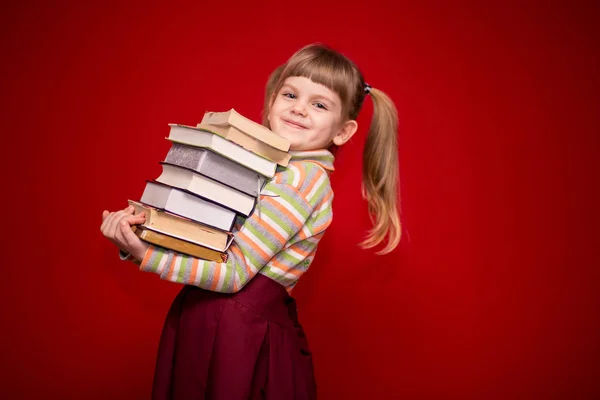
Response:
[138,149,335,294]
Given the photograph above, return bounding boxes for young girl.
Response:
[101,43,401,399]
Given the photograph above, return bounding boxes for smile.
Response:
[282,119,308,129]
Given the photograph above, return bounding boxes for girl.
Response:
[101,43,401,399]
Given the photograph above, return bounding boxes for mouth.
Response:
[282,118,308,130]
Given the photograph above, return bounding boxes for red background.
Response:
[1,1,599,399]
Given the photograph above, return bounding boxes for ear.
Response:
[332,120,358,146]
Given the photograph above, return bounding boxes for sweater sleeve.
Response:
[138,163,331,293]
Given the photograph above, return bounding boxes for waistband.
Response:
[184,274,298,328]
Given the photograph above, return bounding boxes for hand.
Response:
[101,205,150,261]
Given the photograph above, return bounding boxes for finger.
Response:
[116,211,140,228]
[123,205,135,214]
[101,211,116,233]
[124,215,145,236]
[103,210,125,231]
[114,220,128,249]
[120,219,143,248]
[107,211,127,236]
[124,214,146,226]
[119,212,146,224]
[101,214,118,244]
[102,210,109,221]
[133,211,146,219]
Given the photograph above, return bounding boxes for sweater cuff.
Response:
[139,245,169,273]
[119,250,142,266]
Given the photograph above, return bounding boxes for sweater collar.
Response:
[288,149,335,172]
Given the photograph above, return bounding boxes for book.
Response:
[128,200,234,252]
[140,180,237,232]
[164,142,266,197]
[196,123,291,166]
[134,227,227,262]
[201,108,290,152]
[156,162,255,216]
[167,124,277,178]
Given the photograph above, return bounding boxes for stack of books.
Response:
[128,109,291,262]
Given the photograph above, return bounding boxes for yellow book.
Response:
[201,108,290,152]
[128,200,233,252]
[135,227,227,262]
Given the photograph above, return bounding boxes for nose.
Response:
[291,101,307,116]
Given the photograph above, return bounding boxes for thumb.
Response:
[102,210,109,221]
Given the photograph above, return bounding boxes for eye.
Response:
[282,92,296,99]
[314,102,328,110]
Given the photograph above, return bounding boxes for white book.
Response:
[140,181,236,232]
[156,162,255,216]
[167,124,277,178]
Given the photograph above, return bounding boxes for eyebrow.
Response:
[281,83,337,107]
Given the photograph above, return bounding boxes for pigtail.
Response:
[360,87,401,254]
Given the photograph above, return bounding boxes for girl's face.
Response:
[268,76,356,151]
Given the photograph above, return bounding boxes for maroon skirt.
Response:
[151,274,317,400]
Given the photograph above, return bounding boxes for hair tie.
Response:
[364,83,372,95]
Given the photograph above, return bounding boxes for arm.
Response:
[138,166,329,293]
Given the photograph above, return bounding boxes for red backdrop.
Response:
[1,1,599,399]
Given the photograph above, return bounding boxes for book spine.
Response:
[137,229,227,262]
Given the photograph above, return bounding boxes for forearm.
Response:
[139,243,255,293]
[118,241,150,266]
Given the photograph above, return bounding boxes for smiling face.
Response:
[267,76,357,151]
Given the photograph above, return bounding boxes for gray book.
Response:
[164,143,266,197]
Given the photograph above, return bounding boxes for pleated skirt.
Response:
[151,274,317,400]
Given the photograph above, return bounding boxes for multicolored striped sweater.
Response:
[136,149,335,294]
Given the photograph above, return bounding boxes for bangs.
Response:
[279,51,359,112]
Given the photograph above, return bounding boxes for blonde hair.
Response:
[262,44,401,254]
